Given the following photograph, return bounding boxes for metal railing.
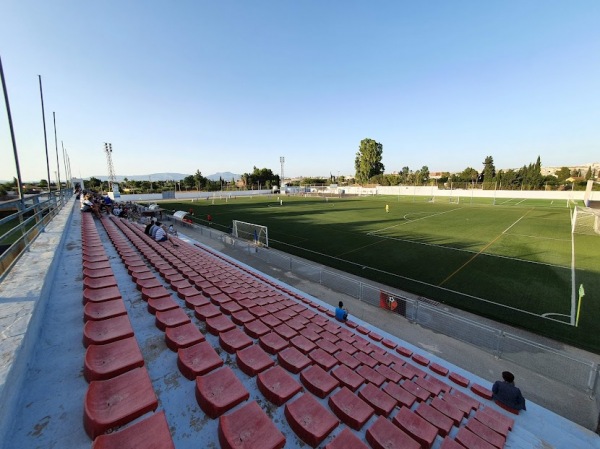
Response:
[0,189,72,281]
[176,219,600,396]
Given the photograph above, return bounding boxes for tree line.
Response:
[354,137,597,190]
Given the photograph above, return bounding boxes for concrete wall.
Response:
[339,185,585,201]
[116,190,273,203]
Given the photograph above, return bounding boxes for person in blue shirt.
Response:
[492,371,526,411]
[335,301,348,322]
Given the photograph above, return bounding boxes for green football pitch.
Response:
[157,195,600,352]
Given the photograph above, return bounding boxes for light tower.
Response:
[104,142,116,192]
[280,156,285,187]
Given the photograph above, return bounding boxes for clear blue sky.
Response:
[1,1,599,182]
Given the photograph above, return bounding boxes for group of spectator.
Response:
[144,218,176,244]
[79,191,139,220]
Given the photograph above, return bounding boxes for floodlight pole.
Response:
[53,112,62,195]
[280,156,285,188]
[38,75,52,193]
[0,55,24,202]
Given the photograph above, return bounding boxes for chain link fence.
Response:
[179,220,599,396]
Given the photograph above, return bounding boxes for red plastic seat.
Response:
[334,350,361,369]
[290,335,317,354]
[257,366,302,406]
[83,286,122,304]
[83,315,134,347]
[431,396,466,426]
[91,411,174,449]
[236,344,275,376]
[356,365,386,387]
[324,428,369,449]
[285,393,339,447]
[328,386,375,430]
[259,332,289,354]
[83,298,127,321]
[474,408,512,436]
[218,401,285,449]
[277,346,313,374]
[206,314,236,335]
[195,366,249,419]
[165,322,205,351]
[455,427,496,449]
[84,276,118,290]
[383,382,417,408]
[244,319,271,338]
[359,383,397,417]
[219,328,253,354]
[330,364,365,392]
[84,336,144,382]
[155,307,191,331]
[392,407,438,449]
[308,348,338,371]
[465,418,506,448]
[471,383,493,400]
[366,415,421,449]
[84,368,158,439]
[449,372,470,387]
[416,402,454,437]
[147,296,179,314]
[177,341,223,380]
[299,365,339,399]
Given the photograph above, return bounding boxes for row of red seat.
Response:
[103,214,516,449]
[80,212,175,448]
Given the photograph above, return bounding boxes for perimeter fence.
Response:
[170,217,600,397]
[0,189,73,281]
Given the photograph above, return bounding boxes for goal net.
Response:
[232,220,269,247]
[571,206,600,236]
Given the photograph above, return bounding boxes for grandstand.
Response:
[1,198,599,448]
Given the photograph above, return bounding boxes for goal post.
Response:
[232,220,269,247]
[571,206,600,236]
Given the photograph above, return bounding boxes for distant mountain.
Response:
[206,172,241,182]
[89,172,241,182]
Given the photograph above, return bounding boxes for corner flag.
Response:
[576,284,585,327]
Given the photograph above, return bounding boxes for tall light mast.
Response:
[280,156,285,187]
[104,142,115,192]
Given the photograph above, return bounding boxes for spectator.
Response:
[150,221,162,239]
[335,301,348,322]
[168,224,178,236]
[155,224,168,242]
[492,371,526,411]
[144,218,156,235]
[102,194,114,215]
[80,194,101,218]
[113,204,122,216]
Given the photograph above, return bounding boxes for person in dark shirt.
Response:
[492,371,526,411]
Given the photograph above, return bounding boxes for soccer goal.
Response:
[571,206,600,236]
[232,220,269,247]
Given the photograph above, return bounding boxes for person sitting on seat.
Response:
[80,194,101,218]
[492,371,526,411]
[144,218,156,235]
[154,224,168,242]
[150,221,162,239]
[335,301,348,322]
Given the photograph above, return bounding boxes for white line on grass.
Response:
[368,207,462,236]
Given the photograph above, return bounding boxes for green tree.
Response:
[194,170,206,191]
[585,166,592,181]
[354,138,384,184]
[39,179,48,188]
[556,167,571,183]
[482,156,496,184]
[418,165,430,185]
[87,177,102,189]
